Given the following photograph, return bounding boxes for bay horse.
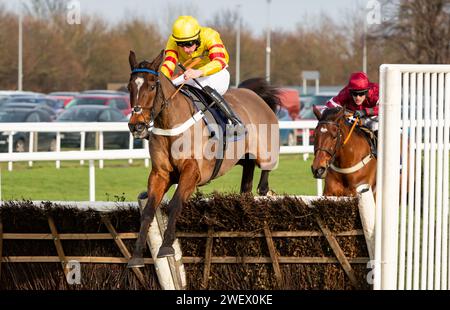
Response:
[127,50,280,267]
[311,105,377,196]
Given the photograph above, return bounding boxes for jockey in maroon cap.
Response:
[325,71,379,157]
[326,71,379,134]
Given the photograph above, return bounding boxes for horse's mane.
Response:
[238,78,281,112]
[320,107,343,121]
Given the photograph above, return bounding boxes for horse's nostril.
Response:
[311,165,326,178]
[128,123,135,131]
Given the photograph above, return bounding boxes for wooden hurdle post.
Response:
[137,192,186,290]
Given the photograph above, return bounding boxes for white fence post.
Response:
[99,132,104,169]
[28,132,34,167]
[56,132,61,169]
[379,66,401,290]
[89,159,95,202]
[80,132,85,165]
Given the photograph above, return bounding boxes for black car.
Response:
[0,105,56,152]
[56,105,140,149]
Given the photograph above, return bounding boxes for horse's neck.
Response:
[336,121,369,162]
[156,77,195,129]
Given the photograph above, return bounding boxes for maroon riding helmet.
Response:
[348,72,370,91]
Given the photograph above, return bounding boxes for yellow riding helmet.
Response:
[171,16,201,42]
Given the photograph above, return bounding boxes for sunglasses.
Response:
[351,90,368,97]
[176,40,196,47]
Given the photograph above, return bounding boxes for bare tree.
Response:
[379,0,450,63]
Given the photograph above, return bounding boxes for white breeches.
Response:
[172,68,230,95]
[363,116,379,132]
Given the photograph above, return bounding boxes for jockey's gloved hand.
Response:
[353,109,367,118]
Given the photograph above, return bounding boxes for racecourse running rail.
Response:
[0,120,322,201]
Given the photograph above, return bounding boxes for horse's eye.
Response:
[149,85,155,91]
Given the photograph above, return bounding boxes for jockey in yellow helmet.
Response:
[161,16,243,131]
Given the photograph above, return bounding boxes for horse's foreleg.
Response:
[257,170,270,196]
[240,159,256,193]
[158,162,199,258]
[128,171,170,268]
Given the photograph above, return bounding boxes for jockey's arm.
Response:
[198,32,228,76]
[161,40,179,78]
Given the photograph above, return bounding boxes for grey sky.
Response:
[2,0,366,36]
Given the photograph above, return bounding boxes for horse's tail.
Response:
[238,78,280,112]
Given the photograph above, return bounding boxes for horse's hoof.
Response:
[157,246,175,258]
[127,257,145,268]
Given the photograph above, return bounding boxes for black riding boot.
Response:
[204,86,245,135]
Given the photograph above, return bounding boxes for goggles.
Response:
[176,40,197,47]
[350,90,368,97]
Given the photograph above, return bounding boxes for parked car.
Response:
[81,90,129,96]
[66,94,131,115]
[0,91,45,107]
[0,105,56,152]
[277,107,296,146]
[48,91,80,96]
[47,95,76,109]
[3,96,64,115]
[56,105,140,149]
[297,93,335,145]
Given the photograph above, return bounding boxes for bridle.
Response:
[314,120,343,168]
[130,68,171,128]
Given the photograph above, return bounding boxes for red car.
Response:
[66,94,131,115]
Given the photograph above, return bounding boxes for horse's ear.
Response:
[129,50,138,70]
[150,49,165,69]
[312,105,322,120]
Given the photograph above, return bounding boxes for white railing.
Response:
[0,120,321,201]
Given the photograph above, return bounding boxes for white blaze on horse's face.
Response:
[320,127,328,133]
[135,77,144,102]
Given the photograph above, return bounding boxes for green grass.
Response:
[0,154,318,201]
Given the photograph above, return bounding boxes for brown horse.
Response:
[127,50,280,267]
[311,105,377,196]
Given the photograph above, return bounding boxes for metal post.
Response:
[235,4,241,86]
[18,1,23,91]
[363,21,367,73]
[265,0,271,83]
